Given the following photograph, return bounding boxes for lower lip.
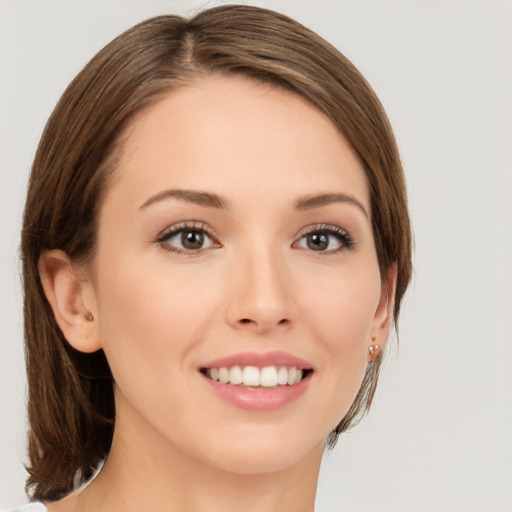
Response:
[201,373,311,411]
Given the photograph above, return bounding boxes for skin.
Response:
[39,75,395,512]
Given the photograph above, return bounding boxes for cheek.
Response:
[95,253,218,384]
[300,260,382,351]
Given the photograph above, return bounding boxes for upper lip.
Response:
[200,350,313,370]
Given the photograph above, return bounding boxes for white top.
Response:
[1,505,47,512]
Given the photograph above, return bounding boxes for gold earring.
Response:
[368,337,381,360]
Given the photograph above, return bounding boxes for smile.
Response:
[201,365,310,388]
[199,351,314,411]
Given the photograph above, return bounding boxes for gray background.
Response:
[1,0,511,510]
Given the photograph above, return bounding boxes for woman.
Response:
[16,4,411,511]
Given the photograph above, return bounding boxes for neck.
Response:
[69,406,323,512]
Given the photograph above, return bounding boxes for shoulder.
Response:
[1,504,47,512]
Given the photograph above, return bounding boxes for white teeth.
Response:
[277,367,289,385]
[229,365,243,385]
[218,367,229,384]
[287,367,297,385]
[242,366,260,386]
[260,366,278,387]
[205,365,307,387]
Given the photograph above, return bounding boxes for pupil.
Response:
[307,232,328,251]
[182,230,204,249]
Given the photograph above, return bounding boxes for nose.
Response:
[225,246,297,334]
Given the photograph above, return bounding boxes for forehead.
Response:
[105,74,369,214]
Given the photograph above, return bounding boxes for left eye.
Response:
[295,227,352,252]
[159,228,216,252]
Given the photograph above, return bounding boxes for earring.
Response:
[368,337,381,360]
[86,312,94,321]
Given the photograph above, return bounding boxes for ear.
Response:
[38,249,101,353]
[368,263,397,362]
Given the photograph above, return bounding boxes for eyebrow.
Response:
[140,189,228,210]
[140,188,368,218]
[294,193,368,218]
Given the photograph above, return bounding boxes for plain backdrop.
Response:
[1,1,511,510]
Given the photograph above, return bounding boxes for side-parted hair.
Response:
[21,4,412,501]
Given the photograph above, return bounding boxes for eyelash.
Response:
[155,222,355,255]
[293,224,355,254]
[155,221,221,256]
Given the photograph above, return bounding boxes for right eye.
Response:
[157,223,220,254]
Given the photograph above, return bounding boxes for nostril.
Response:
[236,318,290,328]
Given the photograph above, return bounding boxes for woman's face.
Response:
[89,75,390,474]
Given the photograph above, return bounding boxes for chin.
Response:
[184,425,324,476]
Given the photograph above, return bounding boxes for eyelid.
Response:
[294,223,350,238]
[292,223,355,253]
[155,220,222,254]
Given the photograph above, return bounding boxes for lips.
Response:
[203,365,307,387]
[201,350,313,370]
[199,351,313,411]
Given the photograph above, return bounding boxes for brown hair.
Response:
[21,4,412,501]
